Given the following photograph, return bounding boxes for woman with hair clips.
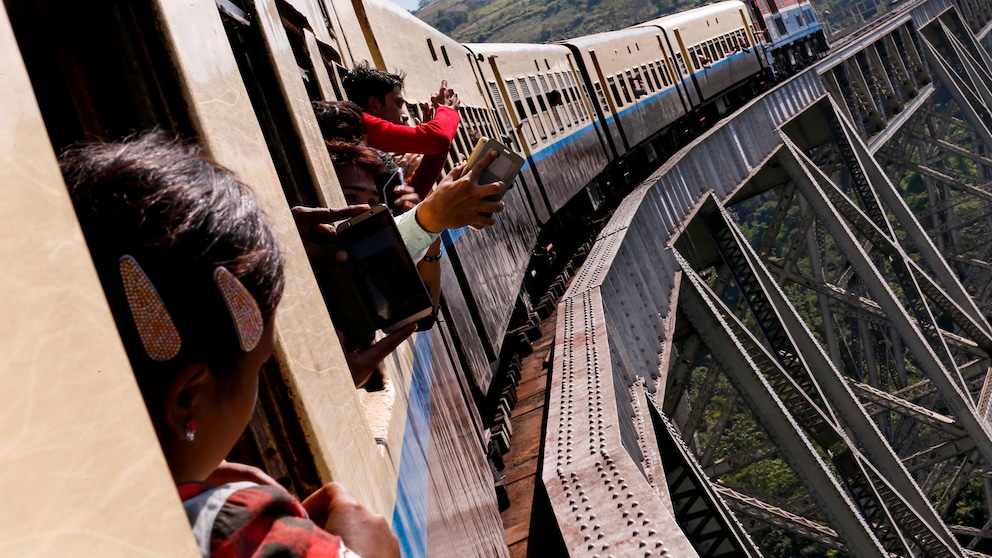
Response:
[61,131,399,558]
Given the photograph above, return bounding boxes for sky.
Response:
[389,0,419,11]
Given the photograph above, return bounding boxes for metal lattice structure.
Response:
[543,0,992,555]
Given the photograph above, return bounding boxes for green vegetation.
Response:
[414,0,709,43]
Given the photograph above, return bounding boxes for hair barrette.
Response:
[214,267,264,352]
[119,255,182,361]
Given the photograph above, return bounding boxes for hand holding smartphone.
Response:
[463,137,524,196]
[463,138,524,230]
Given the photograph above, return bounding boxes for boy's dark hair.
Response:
[342,61,405,110]
[61,131,285,402]
[325,140,387,184]
[312,100,366,143]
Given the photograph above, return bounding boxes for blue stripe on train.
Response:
[392,331,434,558]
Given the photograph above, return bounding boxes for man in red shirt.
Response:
[343,62,460,199]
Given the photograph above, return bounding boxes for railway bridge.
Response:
[539,0,992,554]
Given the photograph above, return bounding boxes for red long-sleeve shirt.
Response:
[363,106,459,154]
[364,106,460,199]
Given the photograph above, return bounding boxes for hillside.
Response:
[413,0,708,43]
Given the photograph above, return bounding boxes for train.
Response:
[0,0,827,555]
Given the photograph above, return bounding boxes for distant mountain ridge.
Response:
[413,0,863,46]
[413,0,708,43]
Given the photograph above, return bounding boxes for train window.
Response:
[553,73,576,126]
[594,82,610,112]
[551,74,568,119]
[506,79,537,146]
[545,94,564,133]
[570,87,586,121]
[639,65,654,92]
[648,62,662,88]
[606,76,623,107]
[526,97,547,141]
[688,47,700,71]
[488,81,513,130]
[217,0,320,207]
[440,45,451,66]
[719,37,728,57]
[775,16,787,35]
[627,69,646,98]
[452,119,468,156]
[519,78,548,141]
[529,76,556,136]
[675,53,688,76]
[619,74,632,103]
[545,59,551,70]
[427,39,438,61]
[796,12,805,27]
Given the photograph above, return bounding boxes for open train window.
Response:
[639,65,654,92]
[593,82,609,112]
[521,78,549,140]
[280,13,321,102]
[688,47,700,70]
[506,79,538,146]
[774,16,787,35]
[554,73,577,125]
[675,53,688,77]
[488,81,513,131]
[606,76,623,107]
[569,87,585,121]
[648,61,663,88]
[618,73,632,103]
[539,75,565,132]
[219,0,320,207]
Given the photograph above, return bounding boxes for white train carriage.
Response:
[563,26,688,157]
[465,42,612,217]
[639,1,768,114]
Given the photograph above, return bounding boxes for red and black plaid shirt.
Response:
[179,482,358,558]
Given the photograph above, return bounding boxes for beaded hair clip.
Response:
[214,267,264,352]
[118,255,264,361]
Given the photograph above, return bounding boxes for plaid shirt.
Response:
[179,482,359,558]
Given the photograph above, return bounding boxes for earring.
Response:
[185,419,197,442]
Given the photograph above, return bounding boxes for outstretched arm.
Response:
[364,107,460,154]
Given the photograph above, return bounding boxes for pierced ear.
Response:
[162,361,211,440]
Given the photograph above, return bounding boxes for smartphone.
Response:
[464,137,524,199]
[334,205,434,335]
[464,137,525,229]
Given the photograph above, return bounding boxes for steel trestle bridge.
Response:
[543,0,992,554]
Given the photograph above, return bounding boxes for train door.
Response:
[588,49,630,155]
[669,28,705,105]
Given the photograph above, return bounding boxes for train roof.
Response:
[463,42,572,56]
[636,0,749,29]
[559,25,662,50]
